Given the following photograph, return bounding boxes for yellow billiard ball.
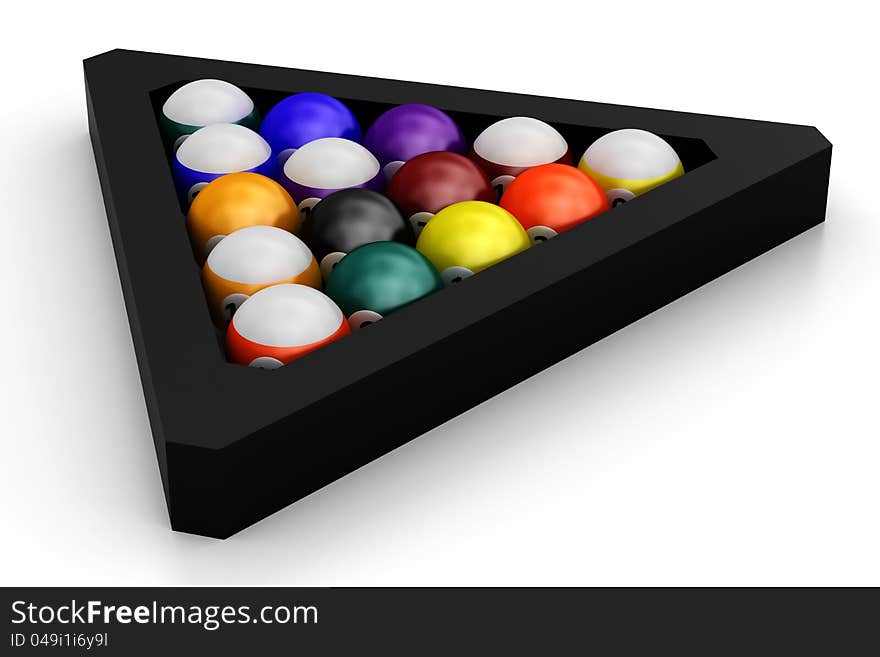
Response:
[415,201,530,285]
[578,129,684,207]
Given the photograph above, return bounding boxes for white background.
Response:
[0,1,877,586]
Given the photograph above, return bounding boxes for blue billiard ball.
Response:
[259,92,361,166]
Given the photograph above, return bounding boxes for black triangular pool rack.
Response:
[85,49,831,538]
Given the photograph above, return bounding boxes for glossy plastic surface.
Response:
[415,201,531,280]
[307,188,412,262]
[160,79,259,147]
[172,124,275,204]
[578,128,684,206]
[364,103,466,177]
[258,92,361,161]
[226,284,350,367]
[186,172,301,261]
[202,226,320,324]
[325,242,443,322]
[387,151,494,234]
[471,116,572,192]
[281,137,383,206]
[500,163,609,242]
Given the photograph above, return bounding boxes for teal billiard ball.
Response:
[324,241,443,330]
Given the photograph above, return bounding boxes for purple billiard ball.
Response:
[172,123,275,206]
[363,103,466,180]
[259,92,362,166]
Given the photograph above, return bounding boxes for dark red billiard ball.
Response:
[386,151,495,237]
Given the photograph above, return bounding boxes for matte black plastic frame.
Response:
[85,49,831,538]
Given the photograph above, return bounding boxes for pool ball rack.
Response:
[85,49,831,539]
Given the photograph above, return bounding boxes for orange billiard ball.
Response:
[500,163,610,243]
[186,172,301,262]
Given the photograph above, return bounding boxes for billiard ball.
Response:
[280,137,384,214]
[471,116,571,195]
[415,201,530,285]
[363,104,466,180]
[386,151,495,237]
[172,123,274,205]
[259,92,361,165]
[202,226,321,325]
[324,242,443,330]
[578,128,684,207]
[226,284,350,369]
[187,172,301,261]
[160,79,259,151]
[500,163,609,243]
[307,188,412,279]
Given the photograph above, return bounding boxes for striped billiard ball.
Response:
[226,284,350,369]
[280,138,383,214]
[471,116,571,196]
[202,226,321,325]
[172,123,274,206]
[578,129,684,207]
[160,79,259,150]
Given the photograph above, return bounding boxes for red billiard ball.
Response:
[387,151,495,237]
[500,163,610,243]
[226,284,350,369]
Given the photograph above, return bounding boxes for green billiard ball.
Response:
[324,241,443,330]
